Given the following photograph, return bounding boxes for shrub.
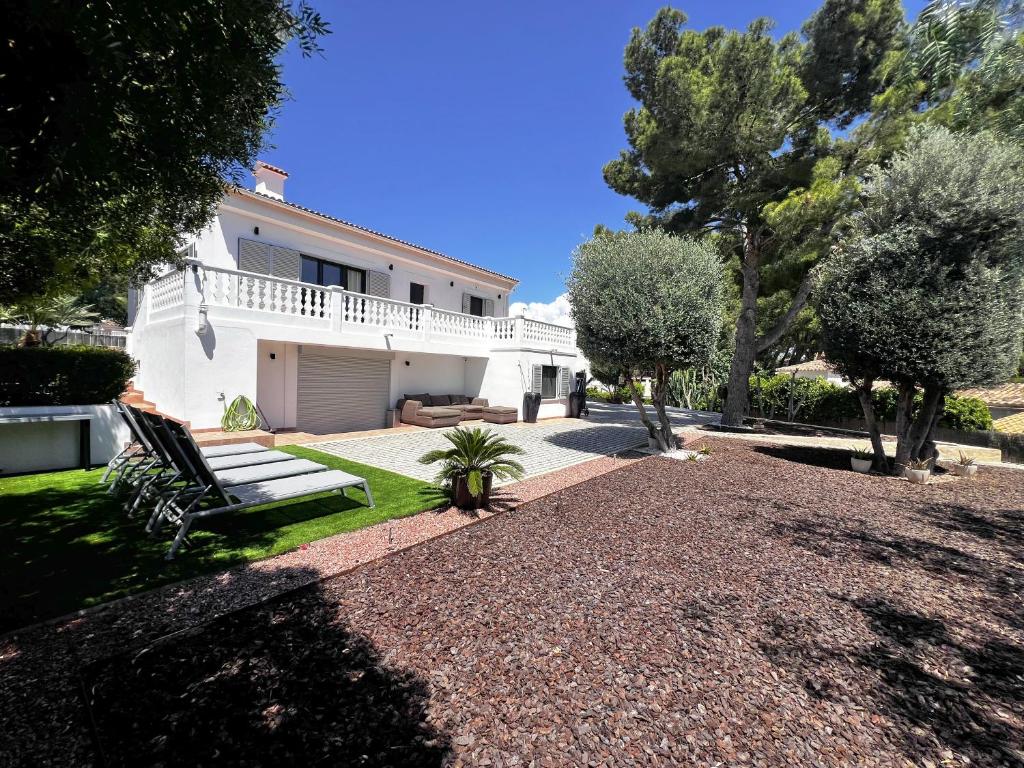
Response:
[940,394,992,432]
[0,345,135,406]
[585,387,611,403]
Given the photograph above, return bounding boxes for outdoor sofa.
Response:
[397,394,518,427]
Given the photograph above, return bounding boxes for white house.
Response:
[127,163,583,433]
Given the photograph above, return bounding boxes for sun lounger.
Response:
[149,419,373,559]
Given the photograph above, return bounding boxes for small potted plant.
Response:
[904,457,932,484]
[419,426,525,510]
[850,446,874,473]
[951,451,978,478]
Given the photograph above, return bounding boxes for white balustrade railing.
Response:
[339,293,425,336]
[149,269,185,312]
[521,318,575,349]
[156,264,576,350]
[202,264,331,320]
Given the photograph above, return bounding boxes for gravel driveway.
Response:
[309,402,718,482]
[59,440,1024,767]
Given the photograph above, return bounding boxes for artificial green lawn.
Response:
[0,445,446,634]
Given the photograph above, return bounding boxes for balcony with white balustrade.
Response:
[142,261,576,357]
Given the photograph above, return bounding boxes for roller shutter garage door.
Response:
[296,348,391,433]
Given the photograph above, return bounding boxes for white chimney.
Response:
[253,161,287,200]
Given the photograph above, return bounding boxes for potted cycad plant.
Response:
[419,427,526,509]
[951,451,978,478]
[850,446,873,473]
[904,457,932,484]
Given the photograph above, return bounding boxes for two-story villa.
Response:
[127,163,582,433]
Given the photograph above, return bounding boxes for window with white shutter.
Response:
[531,364,543,394]
[270,245,301,280]
[366,270,391,298]
[483,298,494,317]
[238,238,271,274]
[462,293,472,314]
[558,367,571,397]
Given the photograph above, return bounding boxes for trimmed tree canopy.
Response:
[568,230,724,375]
[819,125,1024,391]
[817,125,1024,470]
[1,1,328,303]
[568,230,724,450]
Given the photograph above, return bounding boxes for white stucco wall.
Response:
[0,405,130,475]
[186,195,514,317]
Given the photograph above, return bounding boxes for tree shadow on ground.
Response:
[753,444,866,471]
[81,578,449,767]
[852,598,1024,767]
[542,424,649,455]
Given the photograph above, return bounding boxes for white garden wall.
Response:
[0,405,130,475]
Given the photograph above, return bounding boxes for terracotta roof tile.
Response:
[255,161,289,177]
[776,358,835,374]
[234,189,517,285]
[993,411,1024,434]
[956,382,1024,407]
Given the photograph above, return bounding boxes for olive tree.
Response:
[818,126,1024,472]
[567,230,724,451]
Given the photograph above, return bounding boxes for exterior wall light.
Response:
[195,303,209,335]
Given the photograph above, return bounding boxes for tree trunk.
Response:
[650,363,676,452]
[910,384,944,466]
[854,378,888,471]
[892,382,918,474]
[721,228,761,427]
[629,381,666,451]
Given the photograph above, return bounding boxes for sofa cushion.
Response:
[431,394,452,406]
[419,406,461,418]
[405,393,430,407]
[483,406,517,414]
[449,394,469,405]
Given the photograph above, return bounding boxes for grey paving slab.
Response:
[309,403,718,484]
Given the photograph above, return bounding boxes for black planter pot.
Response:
[568,392,586,418]
[522,392,541,423]
[453,471,493,510]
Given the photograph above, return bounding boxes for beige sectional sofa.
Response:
[397,394,516,428]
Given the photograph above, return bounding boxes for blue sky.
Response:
[265,1,926,308]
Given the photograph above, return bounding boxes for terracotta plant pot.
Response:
[951,463,978,478]
[453,471,493,510]
[904,467,930,485]
[850,457,872,473]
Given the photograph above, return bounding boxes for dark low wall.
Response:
[773,416,1024,464]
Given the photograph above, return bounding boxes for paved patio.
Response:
[310,402,718,482]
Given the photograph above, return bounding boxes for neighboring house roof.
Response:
[993,411,1024,434]
[776,358,837,375]
[956,382,1024,408]
[230,188,518,287]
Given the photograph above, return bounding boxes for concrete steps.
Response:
[119,385,189,426]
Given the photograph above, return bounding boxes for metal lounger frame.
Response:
[150,419,374,559]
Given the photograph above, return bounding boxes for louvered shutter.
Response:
[366,270,391,298]
[270,245,301,279]
[296,349,391,433]
[462,293,472,314]
[531,364,543,394]
[483,298,494,317]
[558,367,571,397]
[238,238,271,274]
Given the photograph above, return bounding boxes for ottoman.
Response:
[482,406,517,425]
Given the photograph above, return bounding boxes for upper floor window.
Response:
[468,296,484,317]
[300,255,365,293]
[410,282,425,305]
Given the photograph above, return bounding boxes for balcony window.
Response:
[300,255,365,292]
[469,295,484,317]
[410,282,425,305]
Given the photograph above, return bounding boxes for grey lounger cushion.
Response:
[215,458,328,487]
[205,450,295,470]
[227,470,371,506]
[200,442,269,458]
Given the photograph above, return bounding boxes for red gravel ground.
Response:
[3,440,1023,767]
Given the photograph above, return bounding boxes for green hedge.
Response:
[749,374,992,432]
[0,345,136,406]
